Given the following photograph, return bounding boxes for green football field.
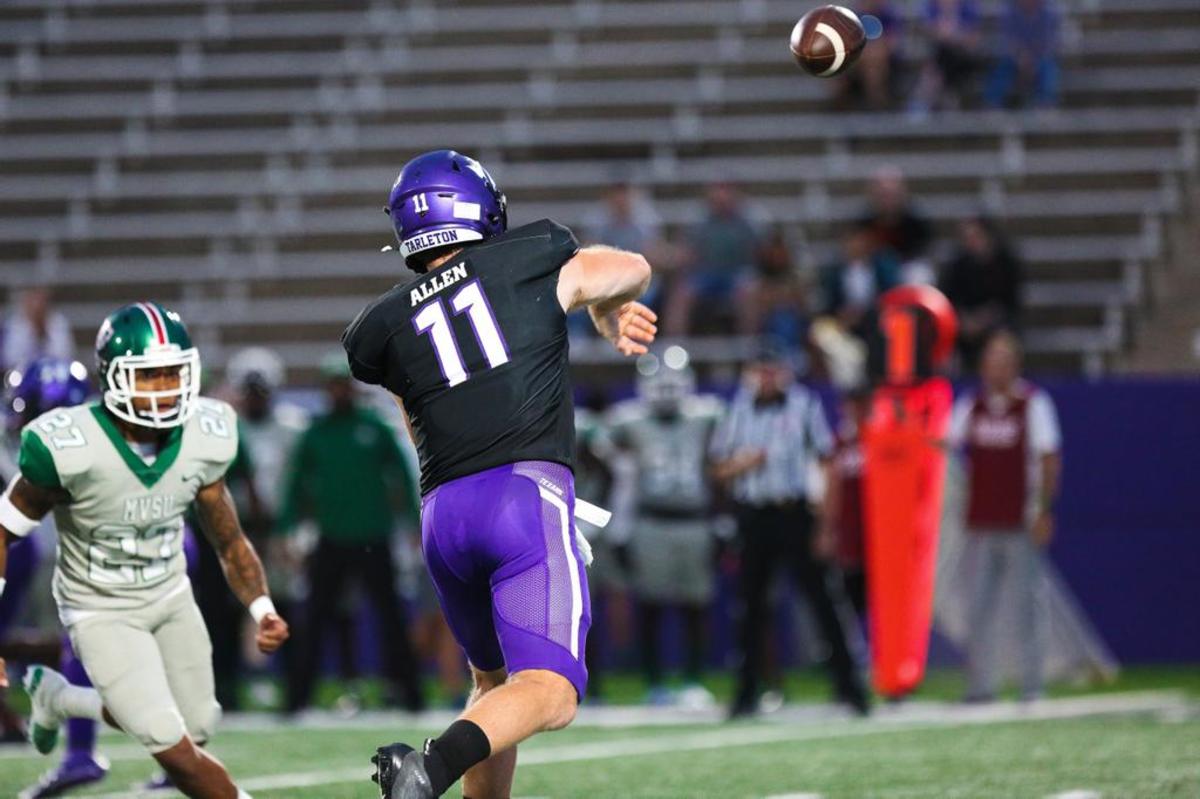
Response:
[3,670,1198,798]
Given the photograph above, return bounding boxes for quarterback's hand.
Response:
[256,613,290,654]
[608,302,658,356]
[0,657,7,688]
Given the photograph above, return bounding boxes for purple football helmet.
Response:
[385,149,507,272]
[5,357,93,431]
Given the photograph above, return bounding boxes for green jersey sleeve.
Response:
[18,426,62,490]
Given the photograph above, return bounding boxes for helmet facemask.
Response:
[641,371,696,416]
[103,345,201,429]
[636,349,696,417]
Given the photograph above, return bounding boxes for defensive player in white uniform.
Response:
[0,302,289,799]
[606,348,723,705]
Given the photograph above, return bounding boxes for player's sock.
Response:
[61,649,99,754]
[236,789,253,799]
[55,685,104,721]
[422,719,491,796]
[65,717,98,753]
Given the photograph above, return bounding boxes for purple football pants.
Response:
[421,461,591,698]
[1,538,97,755]
[0,536,38,637]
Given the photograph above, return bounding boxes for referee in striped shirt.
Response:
[712,342,868,717]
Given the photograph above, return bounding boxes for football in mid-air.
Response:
[790,5,867,78]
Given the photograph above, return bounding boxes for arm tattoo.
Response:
[195,479,270,608]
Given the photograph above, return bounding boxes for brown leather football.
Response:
[790,5,867,78]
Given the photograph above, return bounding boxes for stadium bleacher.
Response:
[1,0,1197,379]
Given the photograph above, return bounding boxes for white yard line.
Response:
[73,691,1190,798]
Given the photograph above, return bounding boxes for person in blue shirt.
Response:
[985,0,1062,109]
[910,0,984,113]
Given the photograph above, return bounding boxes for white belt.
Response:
[572,499,610,567]
[574,498,611,529]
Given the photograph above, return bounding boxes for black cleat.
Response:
[371,742,435,799]
[370,743,410,797]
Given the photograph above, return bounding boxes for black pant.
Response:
[638,602,706,687]
[732,503,865,708]
[842,567,867,620]
[287,537,423,712]
[194,534,245,712]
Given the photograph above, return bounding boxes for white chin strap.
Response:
[104,347,202,429]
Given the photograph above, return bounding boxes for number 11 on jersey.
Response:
[414,279,510,387]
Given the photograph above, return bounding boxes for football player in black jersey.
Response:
[344,150,656,799]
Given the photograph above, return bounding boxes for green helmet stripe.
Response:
[96,301,194,371]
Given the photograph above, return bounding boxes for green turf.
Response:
[515,716,1200,799]
[8,664,1194,718]
[234,664,1200,712]
[588,664,1200,706]
[2,668,1198,797]
[2,713,1197,798]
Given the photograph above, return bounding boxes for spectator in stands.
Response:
[985,0,1062,109]
[663,182,761,336]
[279,356,424,714]
[712,341,868,718]
[909,0,984,115]
[948,330,1061,702]
[939,215,1023,370]
[819,224,901,341]
[837,0,902,110]
[857,166,935,280]
[739,226,810,342]
[2,287,73,372]
[584,182,669,311]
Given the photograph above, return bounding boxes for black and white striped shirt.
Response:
[710,385,834,506]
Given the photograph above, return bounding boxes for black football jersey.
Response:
[343,219,580,494]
